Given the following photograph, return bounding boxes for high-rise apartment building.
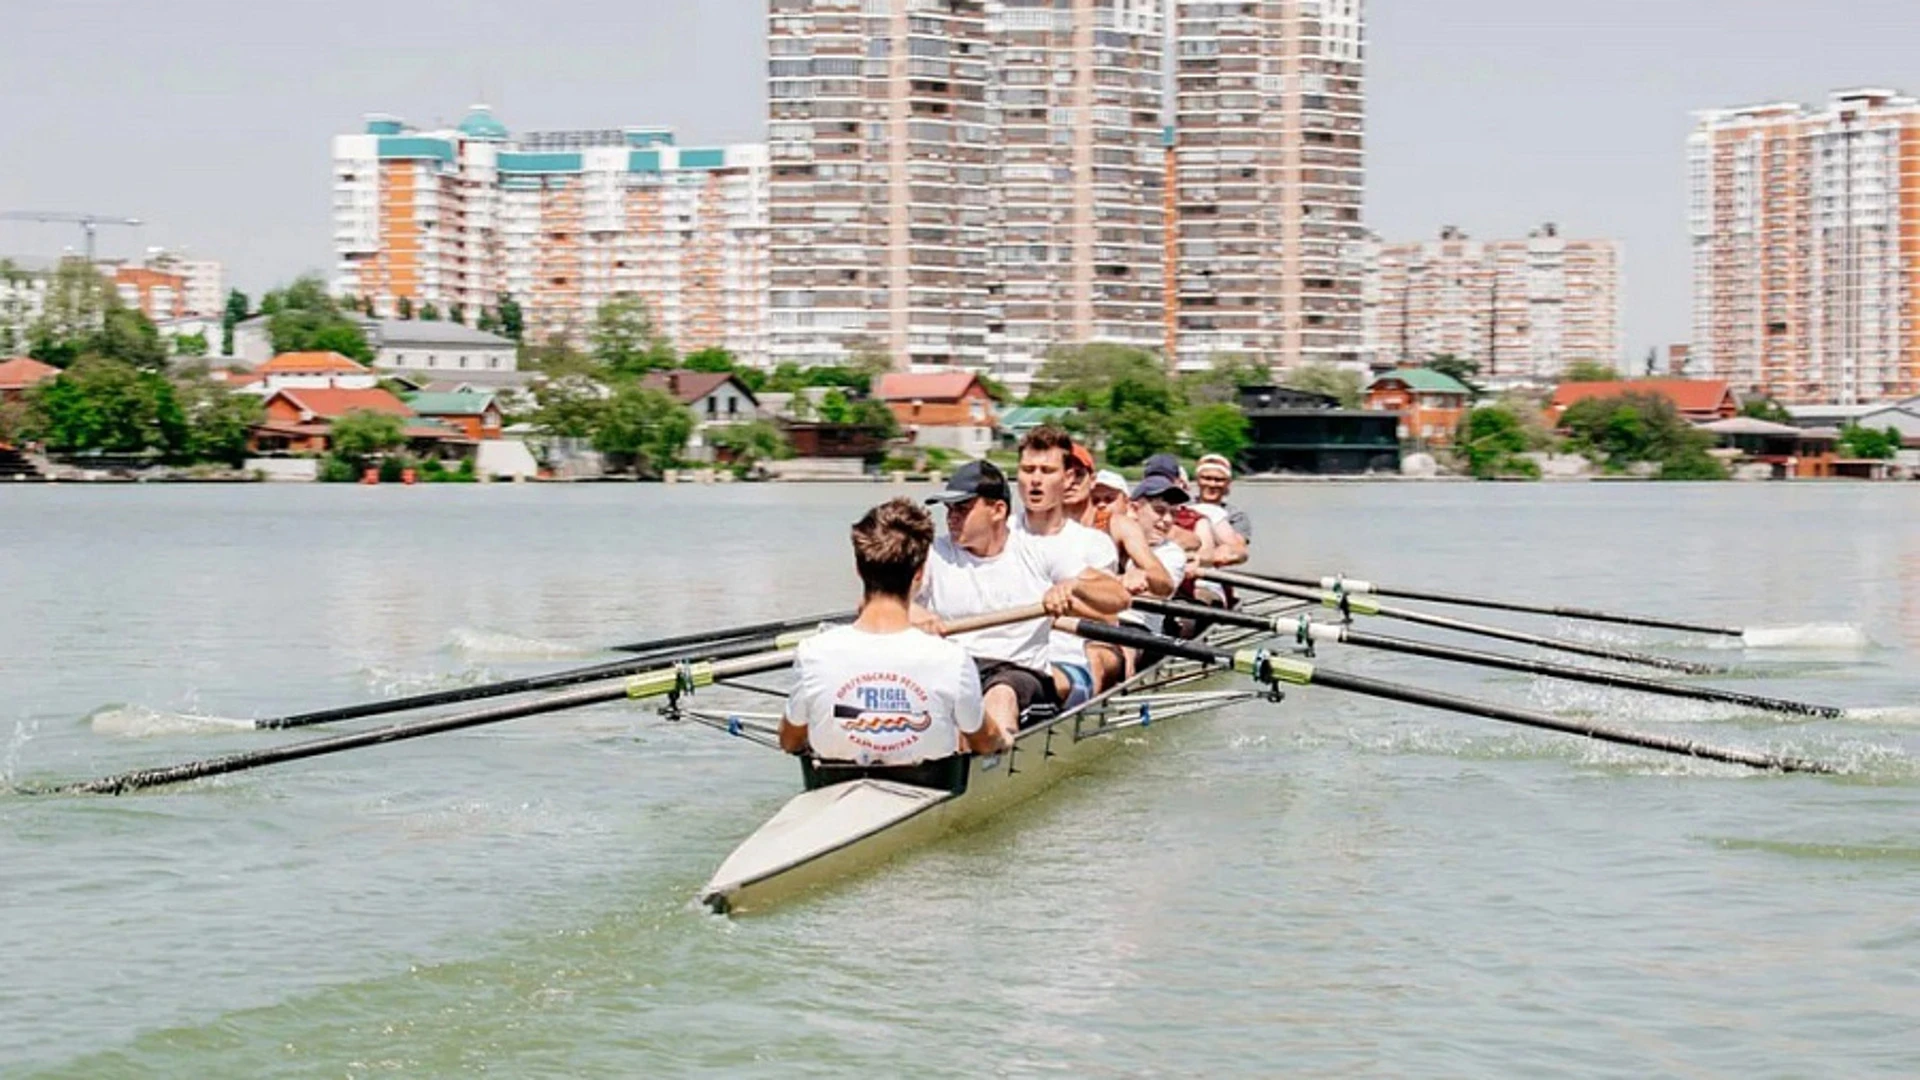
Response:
[334,107,769,364]
[770,0,1367,387]
[767,0,992,371]
[1172,0,1368,374]
[1362,224,1622,380]
[1689,88,1920,404]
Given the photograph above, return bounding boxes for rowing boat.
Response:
[695,601,1293,914]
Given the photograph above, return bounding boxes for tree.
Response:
[1180,353,1270,406]
[395,296,414,320]
[263,274,372,361]
[418,301,440,321]
[592,384,694,474]
[591,294,677,375]
[529,372,607,438]
[1456,404,1541,479]
[175,377,264,465]
[1188,402,1249,460]
[24,357,186,455]
[1559,392,1726,480]
[476,307,499,333]
[708,419,790,472]
[683,347,737,373]
[1280,363,1364,408]
[448,302,465,325]
[170,332,210,357]
[329,409,407,465]
[1561,359,1621,383]
[1837,424,1902,460]
[93,307,169,370]
[497,293,525,342]
[1740,397,1793,424]
[1425,354,1483,399]
[222,288,250,356]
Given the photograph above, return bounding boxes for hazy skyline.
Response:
[2,0,1916,362]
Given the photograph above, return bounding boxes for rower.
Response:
[918,459,1130,739]
[1191,454,1251,566]
[1010,428,1131,705]
[779,498,1007,787]
[1117,473,1192,660]
[1141,454,1218,588]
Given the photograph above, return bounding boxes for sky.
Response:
[1,0,1916,361]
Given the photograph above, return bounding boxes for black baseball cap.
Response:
[1142,453,1183,480]
[926,459,1010,505]
[1130,474,1190,504]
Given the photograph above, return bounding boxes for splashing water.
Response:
[3,718,36,786]
[1840,705,1920,726]
[359,664,500,697]
[446,628,599,661]
[86,704,254,738]
[1739,624,1873,651]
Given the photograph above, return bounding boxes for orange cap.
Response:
[1069,443,1095,473]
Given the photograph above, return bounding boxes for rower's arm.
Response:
[1067,568,1131,619]
[1210,521,1249,567]
[778,715,809,755]
[1110,515,1174,597]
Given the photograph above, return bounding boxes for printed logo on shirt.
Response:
[832,673,935,759]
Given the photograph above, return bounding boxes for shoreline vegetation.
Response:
[5,266,1907,485]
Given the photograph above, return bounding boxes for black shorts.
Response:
[974,658,1059,724]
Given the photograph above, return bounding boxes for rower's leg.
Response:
[1086,643,1126,693]
[982,684,1019,748]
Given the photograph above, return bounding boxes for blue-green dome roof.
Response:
[457,105,509,141]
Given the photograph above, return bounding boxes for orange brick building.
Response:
[1365,368,1473,447]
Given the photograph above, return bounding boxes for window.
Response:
[707,397,718,416]
[728,396,739,416]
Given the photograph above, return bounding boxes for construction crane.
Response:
[0,211,143,263]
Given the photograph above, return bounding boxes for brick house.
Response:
[1365,368,1474,447]
[874,371,997,457]
[403,391,504,441]
[1550,379,1739,424]
[249,386,460,455]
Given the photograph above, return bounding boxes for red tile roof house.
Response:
[640,370,761,462]
[1549,379,1740,425]
[874,371,997,458]
[248,386,467,457]
[0,357,60,404]
[246,352,383,394]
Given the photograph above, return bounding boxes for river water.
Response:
[2,482,1917,1077]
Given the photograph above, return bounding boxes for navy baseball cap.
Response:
[926,459,1010,505]
[1130,474,1190,503]
[1142,453,1183,480]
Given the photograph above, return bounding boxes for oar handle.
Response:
[942,603,1051,635]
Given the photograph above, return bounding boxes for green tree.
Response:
[94,307,169,370]
[418,301,441,321]
[170,332,210,357]
[329,409,407,465]
[1740,397,1793,424]
[25,358,186,455]
[591,294,677,375]
[1032,344,1183,462]
[1837,424,1902,460]
[1280,363,1363,408]
[1456,404,1541,479]
[28,259,117,367]
[221,288,250,356]
[395,296,414,320]
[1179,353,1270,406]
[1560,392,1726,480]
[528,372,606,438]
[708,419,790,472]
[476,307,500,334]
[497,294,524,342]
[1561,359,1621,383]
[448,302,465,325]
[1187,402,1250,460]
[1425,354,1483,399]
[175,377,264,465]
[592,384,694,474]
[263,275,372,361]
[683,346,737,373]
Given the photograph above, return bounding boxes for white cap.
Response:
[1196,454,1232,480]
[1093,469,1128,493]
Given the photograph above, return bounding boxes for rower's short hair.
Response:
[1019,424,1075,463]
[852,497,935,599]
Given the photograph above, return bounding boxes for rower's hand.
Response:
[992,722,1017,752]
[1042,582,1076,617]
[911,609,948,636]
[1121,567,1151,595]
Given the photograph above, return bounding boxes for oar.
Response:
[606,611,852,654]
[33,605,1048,797]
[1133,598,1844,719]
[253,611,855,730]
[1245,571,1744,638]
[1202,568,1724,676]
[1058,619,1838,775]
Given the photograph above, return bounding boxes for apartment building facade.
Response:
[1362,224,1622,380]
[333,108,769,364]
[1172,0,1368,374]
[1689,88,1920,404]
[769,0,1367,388]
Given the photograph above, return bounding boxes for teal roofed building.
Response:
[457,104,509,141]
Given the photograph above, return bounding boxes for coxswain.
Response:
[1010,428,1133,704]
[917,459,1130,739]
[779,498,1006,787]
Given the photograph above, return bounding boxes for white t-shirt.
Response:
[786,625,983,766]
[919,530,1080,671]
[1121,540,1189,635]
[1017,518,1119,671]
